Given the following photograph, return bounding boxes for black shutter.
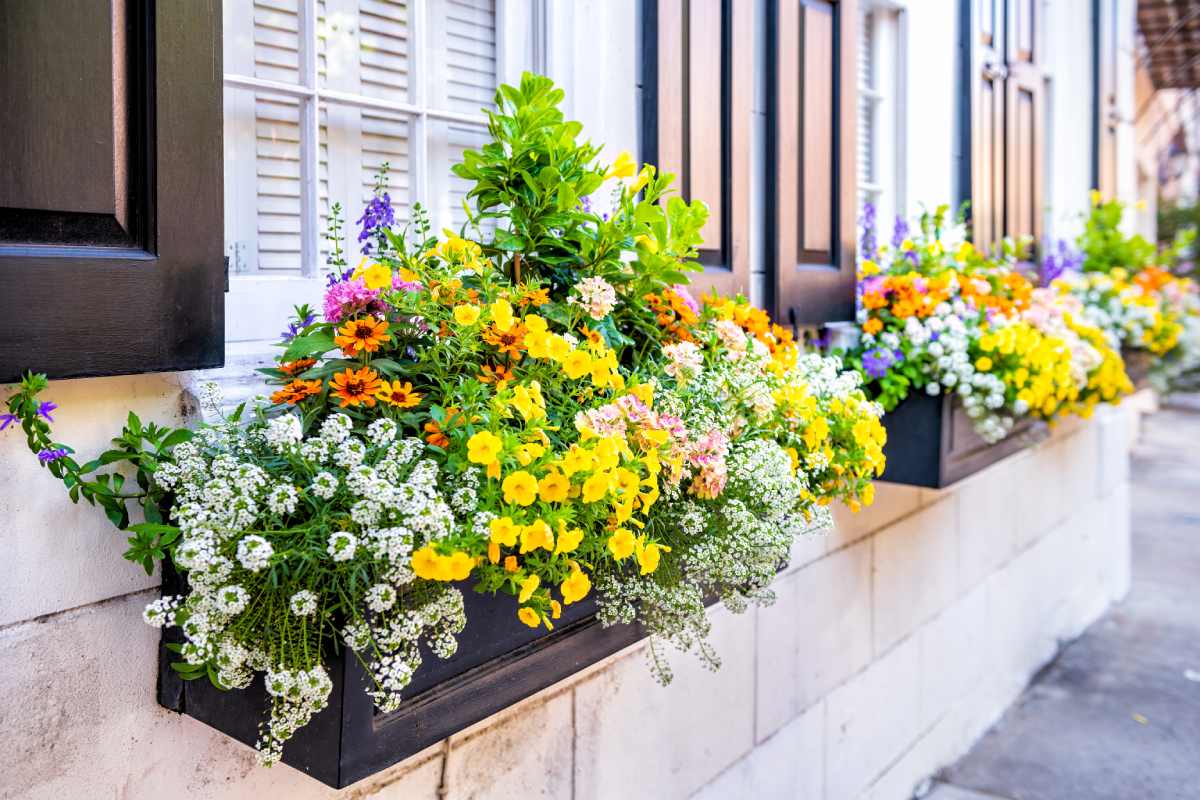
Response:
[0,0,224,383]
[767,0,859,327]
[642,0,753,298]
[966,0,1045,251]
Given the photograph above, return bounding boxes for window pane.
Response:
[224,86,304,274]
[427,119,490,235]
[253,0,301,83]
[320,0,413,105]
[320,103,413,263]
[428,0,497,115]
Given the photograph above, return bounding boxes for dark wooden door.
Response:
[0,0,224,383]
[970,0,1008,250]
[1004,0,1043,244]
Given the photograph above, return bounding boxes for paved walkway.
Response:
[927,403,1200,800]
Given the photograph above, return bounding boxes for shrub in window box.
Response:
[877,391,1048,489]
[6,73,884,785]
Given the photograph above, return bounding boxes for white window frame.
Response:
[859,0,907,231]
[221,0,544,345]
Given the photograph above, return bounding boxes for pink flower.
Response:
[323,279,381,323]
[670,284,701,315]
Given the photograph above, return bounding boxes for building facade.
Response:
[0,1,1148,798]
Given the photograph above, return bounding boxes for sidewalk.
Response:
[925,403,1200,800]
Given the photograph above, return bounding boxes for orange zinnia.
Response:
[862,318,884,335]
[279,357,317,376]
[423,406,462,447]
[330,366,383,407]
[482,322,527,358]
[271,378,323,405]
[376,380,422,408]
[479,364,515,386]
[520,287,550,307]
[335,317,390,356]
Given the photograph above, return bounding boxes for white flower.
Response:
[367,418,398,446]
[570,276,618,320]
[663,340,703,380]
[265,414,303,451]
[198,381,223,413]
[214,584,250,615]
[290,590,318,616]
[926,382,941,396]
[334,438,367,468]
[327,531,358,562]
[266,483,299,515]
[236,535,274,572]
[310,471,339,499]
[142,596,180,628]
[365,583,397,612]
[319,413,354,443]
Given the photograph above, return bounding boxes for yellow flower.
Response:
[523,314,548,334]
[554,523,584,555]
[487,541,501,563]
[861,482,876,507]
[453,304,481,325]
[975,356,993,372]
[561,568,591,604]
[582,472,611,503]
[362,262,393,290]
[560,445,592,476]
[511,384,546,421]
[608,528,637,560]
[562,350,593,380]
[489,516,520,547]
[550,599,563,619]
[467,431,504,465]
[538,471,570,503]
[634,234,658,253]
[547,334,572,362]
[502,470,538,506]
[612,467,640,499]
[516,441,547,465]
[1090,189,1102,206]
[631,163,655,194]
[504,555,519,573]
[607,150,636,180]
[636,538,669,575]
[491,298,515,331]
[411,546,442,580]
[525,329,552,358]
[858,259,880,276]
[517,607,541,628]
[447,551,474,581]
[520,519,555,553]
[518,573,540,603]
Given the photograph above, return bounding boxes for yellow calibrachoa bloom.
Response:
[453,304,481,325]
[554,523,584,555]
[636,537,669,575]
[489,516,519,547]
[561,567,591,604]
[518,573,540,603]
[608,528,636,560]
[562,350,593,380]
[538,471,570,503]
[607,150,636,179]
[491,298,515,331]
[560,445,592,476]
[520,519,554,553]
[582,472,610,503]
[362,262,393,290]
[517,607,541,628]
[975,356,993,372]
[502,470,538,506]
[467,431,504,465]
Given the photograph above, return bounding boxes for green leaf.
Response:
[281,330,336,362]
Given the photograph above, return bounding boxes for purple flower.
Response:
[0,413,17,431]
[862,347,904,379]
[356,193,395,254]
[891,216,910,249]
[1040,239,1082,286]
[859,202,878,259]
[38,448,68,464]
[279,312,316,343]
[326,267,355,288]
[36,401,57,422]
[578,195,594,214]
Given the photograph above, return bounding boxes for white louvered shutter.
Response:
[857,6,878,215]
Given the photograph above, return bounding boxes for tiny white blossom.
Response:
[290,590,318,616]
[214,584,250,615]
[327,531,358,562]
[236,535,274,572]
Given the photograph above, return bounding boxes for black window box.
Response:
[157,561,647,787]
[1121,348,1153,390]
[878,392,1048,488]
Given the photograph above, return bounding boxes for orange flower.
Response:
[271,378,323,405]
[330,366,383,407]
[423,406,462,447]
[862,318,883,335]
[279,357,317,376]
[862,291,888,310]
[483,322,527,358]
[376,380,422,408]
[519,287,550,307]
[479,364,515,386]
[335,317,389,356]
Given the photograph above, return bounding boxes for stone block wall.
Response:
[0,377,1135,800]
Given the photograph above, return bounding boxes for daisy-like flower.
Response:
[331,366,383,408]
[478,364,514,386]
[335,317,390,356]
[483,323,527,358]
[376,380,422,408]
[271,378,323,406]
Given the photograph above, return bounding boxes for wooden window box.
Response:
[157,562,650,787]
[878,392,1048,488]
[1121,348,1153,390]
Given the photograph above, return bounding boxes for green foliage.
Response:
[1080,198,1158,273]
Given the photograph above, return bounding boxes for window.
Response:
[221,0,528,344]
[966,0,1045,251]
[857,1,905,230]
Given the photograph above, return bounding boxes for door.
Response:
[0,0,224,382]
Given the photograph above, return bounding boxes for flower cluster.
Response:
[842,204,1132,442]
[5,74,885,762]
